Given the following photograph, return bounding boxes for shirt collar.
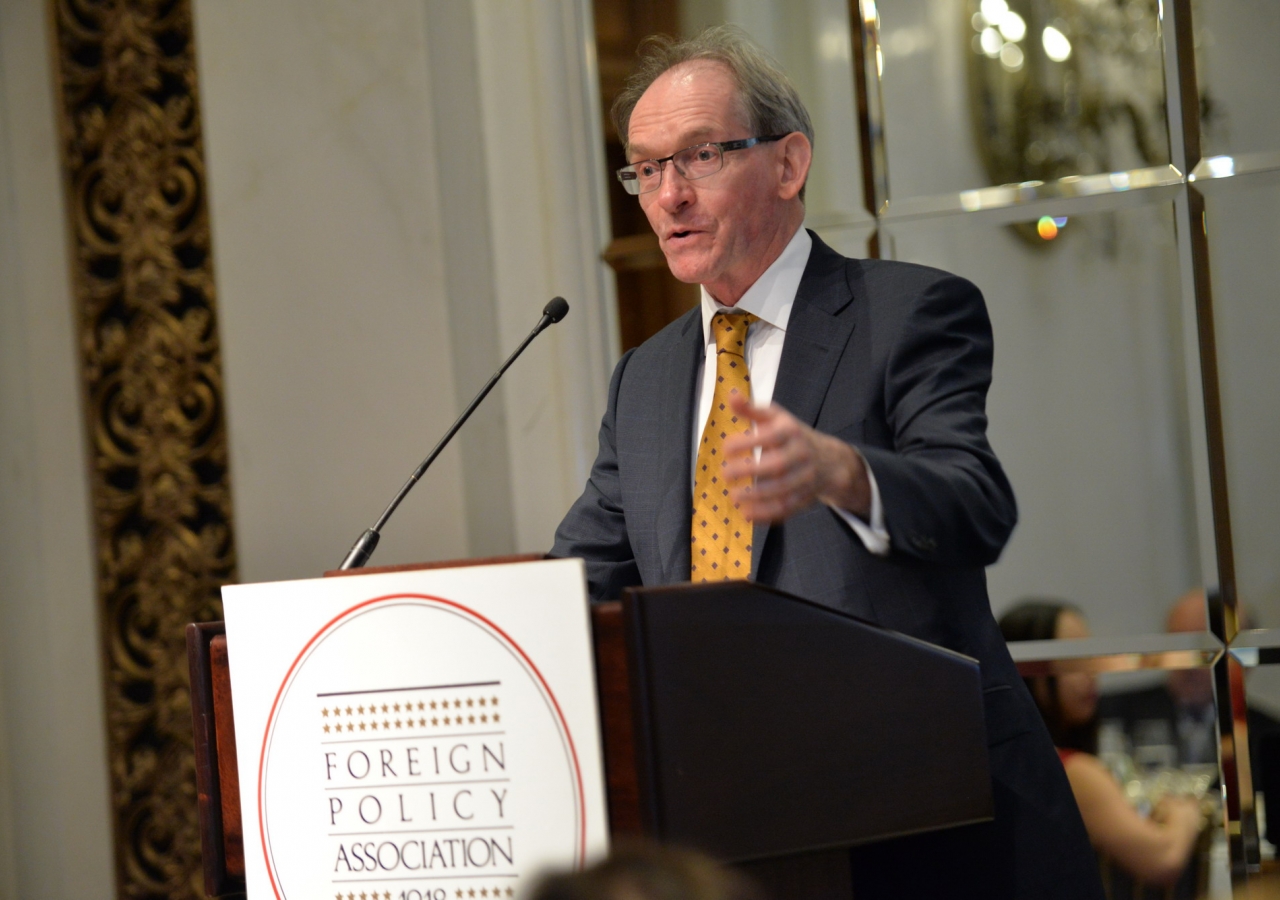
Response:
[699,226,812,344]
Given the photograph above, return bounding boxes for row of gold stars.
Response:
[323,696,498,719]
[323,710,500,734]
[334,887,513,900]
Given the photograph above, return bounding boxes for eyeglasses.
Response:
[616,135,787,195]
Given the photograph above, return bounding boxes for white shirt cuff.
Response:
[829,451,890,556]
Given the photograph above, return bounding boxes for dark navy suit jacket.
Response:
[552,232,1103,898]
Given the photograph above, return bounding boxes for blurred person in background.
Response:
[1001,600,1205,887]
[1099,589,1280,764]
[1098,589,1221,766]
[528,843,766,900]
[1099,588,1280,846]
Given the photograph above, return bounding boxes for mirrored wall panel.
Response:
[1232,633,1280,866]
[1197,2,1280,161]
[1201,174,1280,635]
[876,0,1169,202]
[883,202,1204,639]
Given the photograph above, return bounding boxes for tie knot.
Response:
[711,311,758,355]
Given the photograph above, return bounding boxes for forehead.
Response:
[627,61,748,158]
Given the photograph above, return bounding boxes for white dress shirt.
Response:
[691,226,890,555]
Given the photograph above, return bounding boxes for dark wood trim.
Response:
[186,622,246,899]
[590,601,643,837]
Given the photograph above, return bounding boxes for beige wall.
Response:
[468,0,619,552]
[195,0,473,580]
[0,1,116,895]
[194,0,615,583]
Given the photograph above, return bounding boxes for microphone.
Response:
[337,297,571,570]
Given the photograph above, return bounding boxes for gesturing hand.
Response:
[721,393,871,523]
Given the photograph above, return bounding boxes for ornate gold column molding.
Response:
[49,1,237,896]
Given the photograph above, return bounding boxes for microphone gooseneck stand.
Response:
[337,296,571,570]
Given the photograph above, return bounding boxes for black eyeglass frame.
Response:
[615,134,789,194]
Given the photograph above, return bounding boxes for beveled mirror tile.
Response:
[1200,180,1280,658]
[1230,629,1280,651]
[881,164,1184,224]
[1196,1,1280,160]
[1009,632,1221,676]
[875,0,1169,204]
[1190,151,1280,186]
[884,202,1204,641]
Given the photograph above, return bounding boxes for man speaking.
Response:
[552,27,1103,898]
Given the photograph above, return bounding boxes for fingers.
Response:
[711,391,870,522]
[722,394,799,458]
[724,427,812,483]
[716,399,821,523]
[733,466,817,522]
[722,415,807,481]
[716,396,871,522]
[727,391,768,420]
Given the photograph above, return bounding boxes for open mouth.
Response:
[669,229,698,241]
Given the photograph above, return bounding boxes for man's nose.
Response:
[654,161,694,212]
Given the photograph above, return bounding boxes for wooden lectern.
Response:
[187,560,992,899]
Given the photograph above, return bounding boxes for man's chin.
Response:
[660,252,713,286]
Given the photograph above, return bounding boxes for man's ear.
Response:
[776,132,813,202]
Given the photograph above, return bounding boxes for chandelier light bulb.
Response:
[999,11,1027,43]
[1043,25,1073,61]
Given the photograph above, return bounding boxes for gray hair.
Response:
[612,25,815,161]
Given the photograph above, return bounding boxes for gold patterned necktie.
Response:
[691,311,759,582]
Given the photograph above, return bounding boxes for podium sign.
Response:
[222,558,609,900]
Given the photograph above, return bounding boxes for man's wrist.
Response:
[815,434,871,519]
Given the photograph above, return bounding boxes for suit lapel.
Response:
[752,233,857,577]
[654,311,702,583]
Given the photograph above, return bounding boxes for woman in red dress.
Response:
[1000,601,1204,887]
